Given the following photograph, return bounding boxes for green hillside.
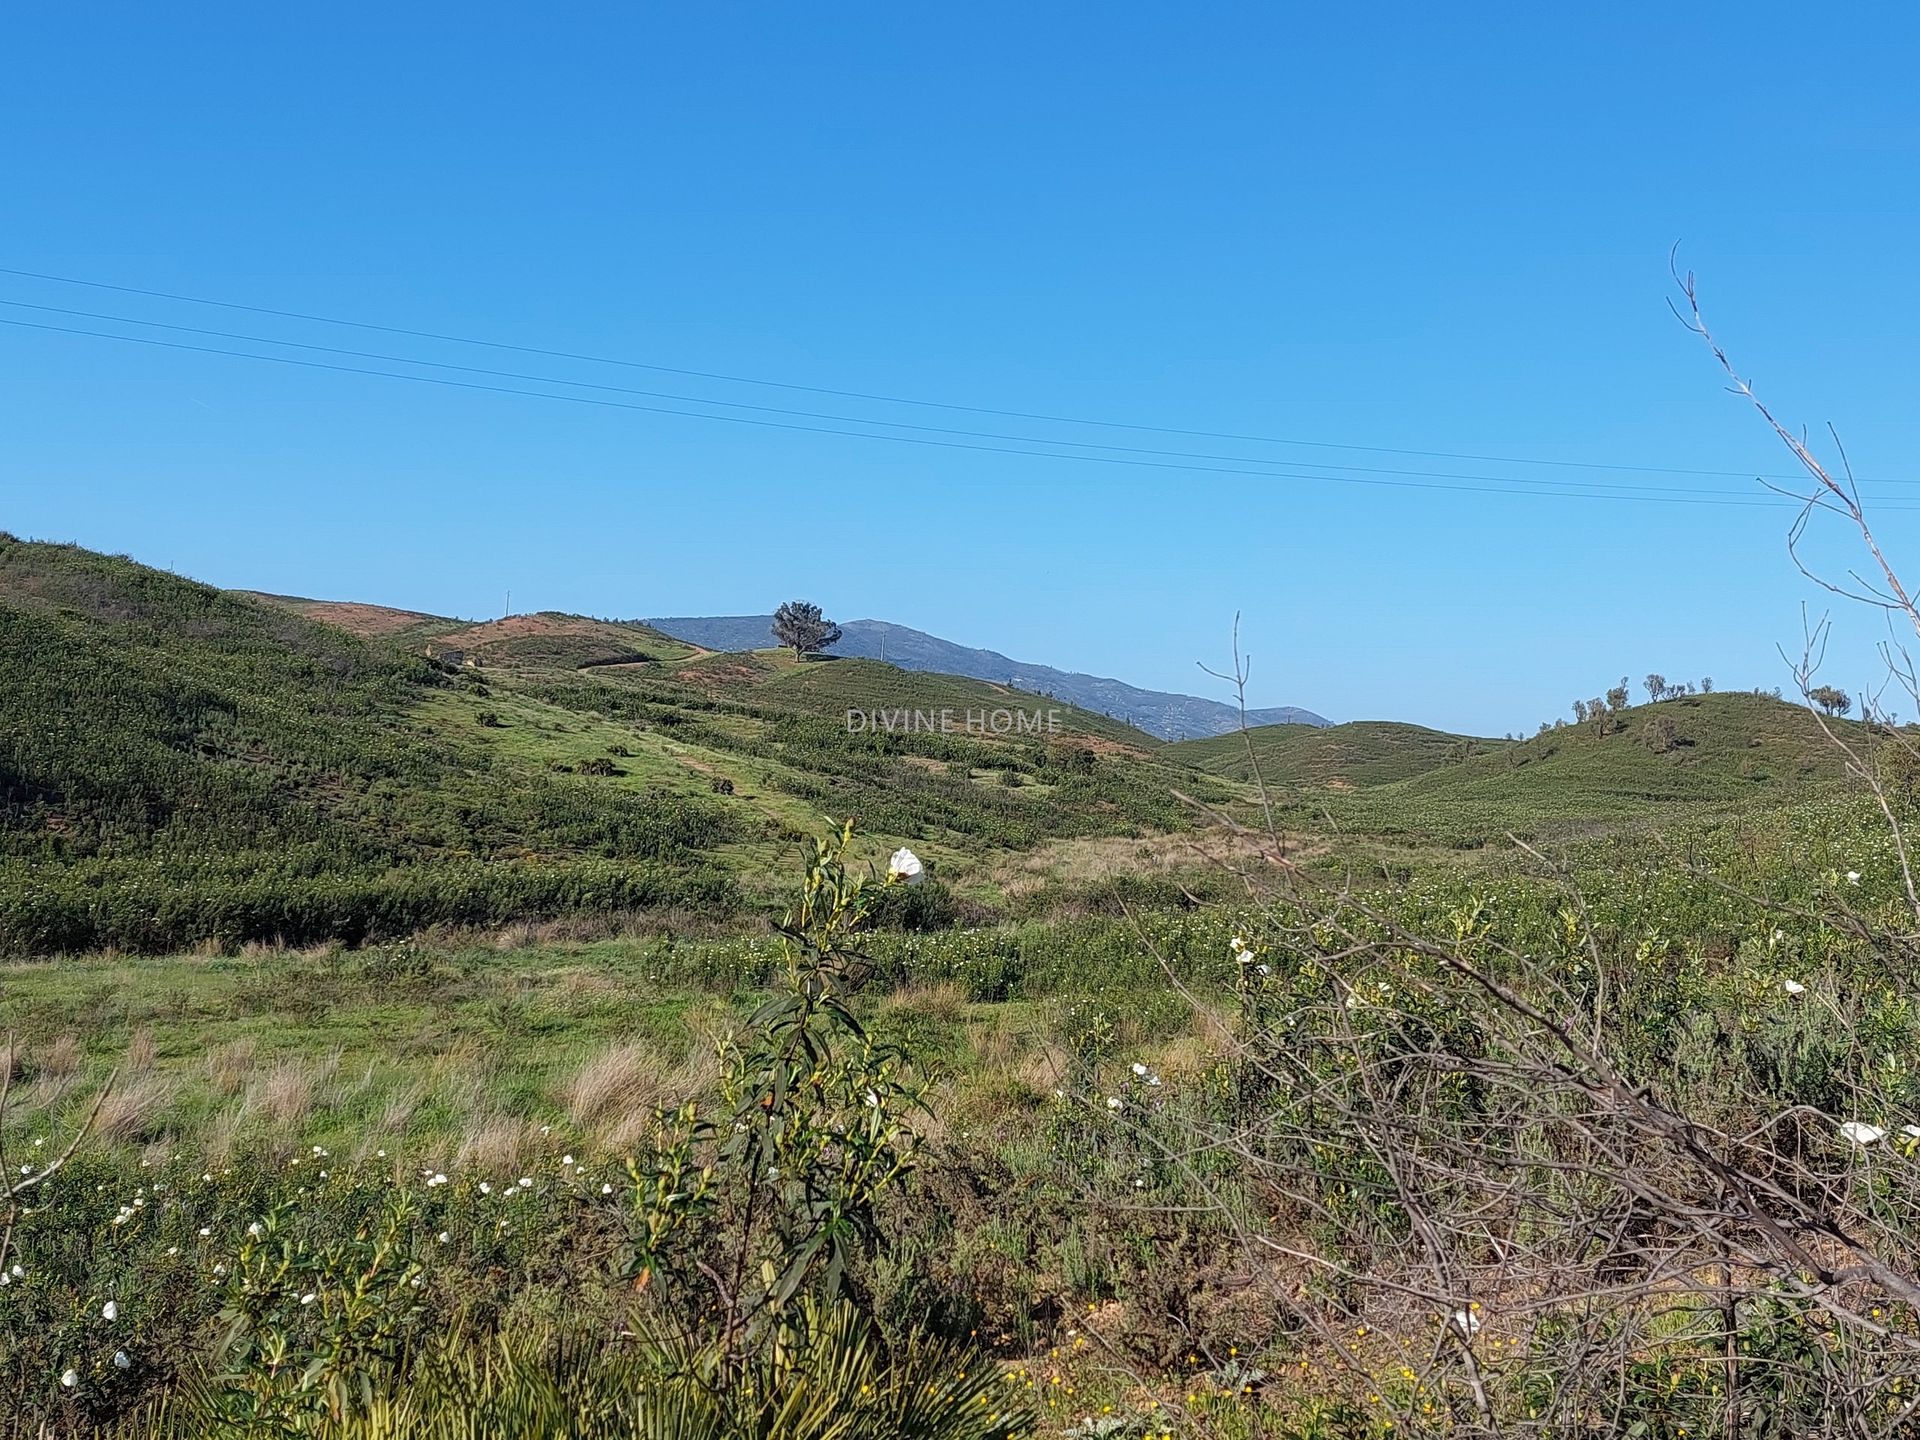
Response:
[0,539,738,953]
[1302,691,1863,844]
[0,540,1233,951]
[1170,718,1496,788]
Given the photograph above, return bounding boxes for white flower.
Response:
[1451,1307,1483,1337]
[887,848,926,886]
[1131,1062,1148,1077]
[299,1293,317,1306]
[478,1182,492,1195]
[246,1223,263,1238]
[101,1301,118,1322]
[561,1155,574,1167]
[518,1177,533,1189]
[59,1368,77,1388]
[1783,979,1806,995]
[437,1231,451,1244]
[1105,1096,1122,1111]
[600,1183,613,1195]
[1840,1121,1887,1145]
[1903,1125,1920,1140]
[1230,936,1248,953]
[112,1351,131,1371]
[1848,871,1862,885]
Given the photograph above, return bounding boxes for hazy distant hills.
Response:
[646,614,1328,741]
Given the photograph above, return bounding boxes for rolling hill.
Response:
[647,613,1328,740]
[1169,719,1497,789]
[3,537,1886,952]
[1235,692,1867,845]
[0,539,1237,952]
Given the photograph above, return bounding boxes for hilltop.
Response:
[1222,691,1865,846]
[647,613,1328,739]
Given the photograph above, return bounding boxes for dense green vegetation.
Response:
[0,540,737,954]
[5,794,1919,1435]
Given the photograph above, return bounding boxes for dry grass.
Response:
[36,1033,81,1080]
[880,981,970,1026]
[204,1037,257,1097]
[561,1040,719,1152]
[245,1058,320,1130]
[93,1074,177,1143]
[454,1113,545,1174]
[378,1081,429,1137]
[125,1027,156,1072]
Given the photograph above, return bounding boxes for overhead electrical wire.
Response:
[0,263,1842,486]
[2,312,1888,511]
[0,297,1821,499]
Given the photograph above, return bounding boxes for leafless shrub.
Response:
[1136,324,1920,1429]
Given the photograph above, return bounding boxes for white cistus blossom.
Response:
[887,848,925,885]
[1783,979,1806,995]
[1840,1121,1887,1146]
[100,1301,118,1322]
[1451,1307,1483,1337]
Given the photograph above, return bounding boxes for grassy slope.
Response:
[1313,691,1861,843]
[0,541,737,950]
[0,541,1239,945]
[1169,719,1496,788]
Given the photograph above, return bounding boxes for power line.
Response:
[1,312,1891,510]
[0,263,1826,484]
[0,296,1829,498]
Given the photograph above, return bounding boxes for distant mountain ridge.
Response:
[646,614,1328,741]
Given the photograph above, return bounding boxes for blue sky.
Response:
[6,3,1919,735]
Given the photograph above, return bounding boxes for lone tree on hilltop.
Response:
[1809,684,1853,718]
[772,600,842,660]
[1644,673,1667,703]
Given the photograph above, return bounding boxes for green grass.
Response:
[1169,718,1497,788]
[1307,690,1860,844]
